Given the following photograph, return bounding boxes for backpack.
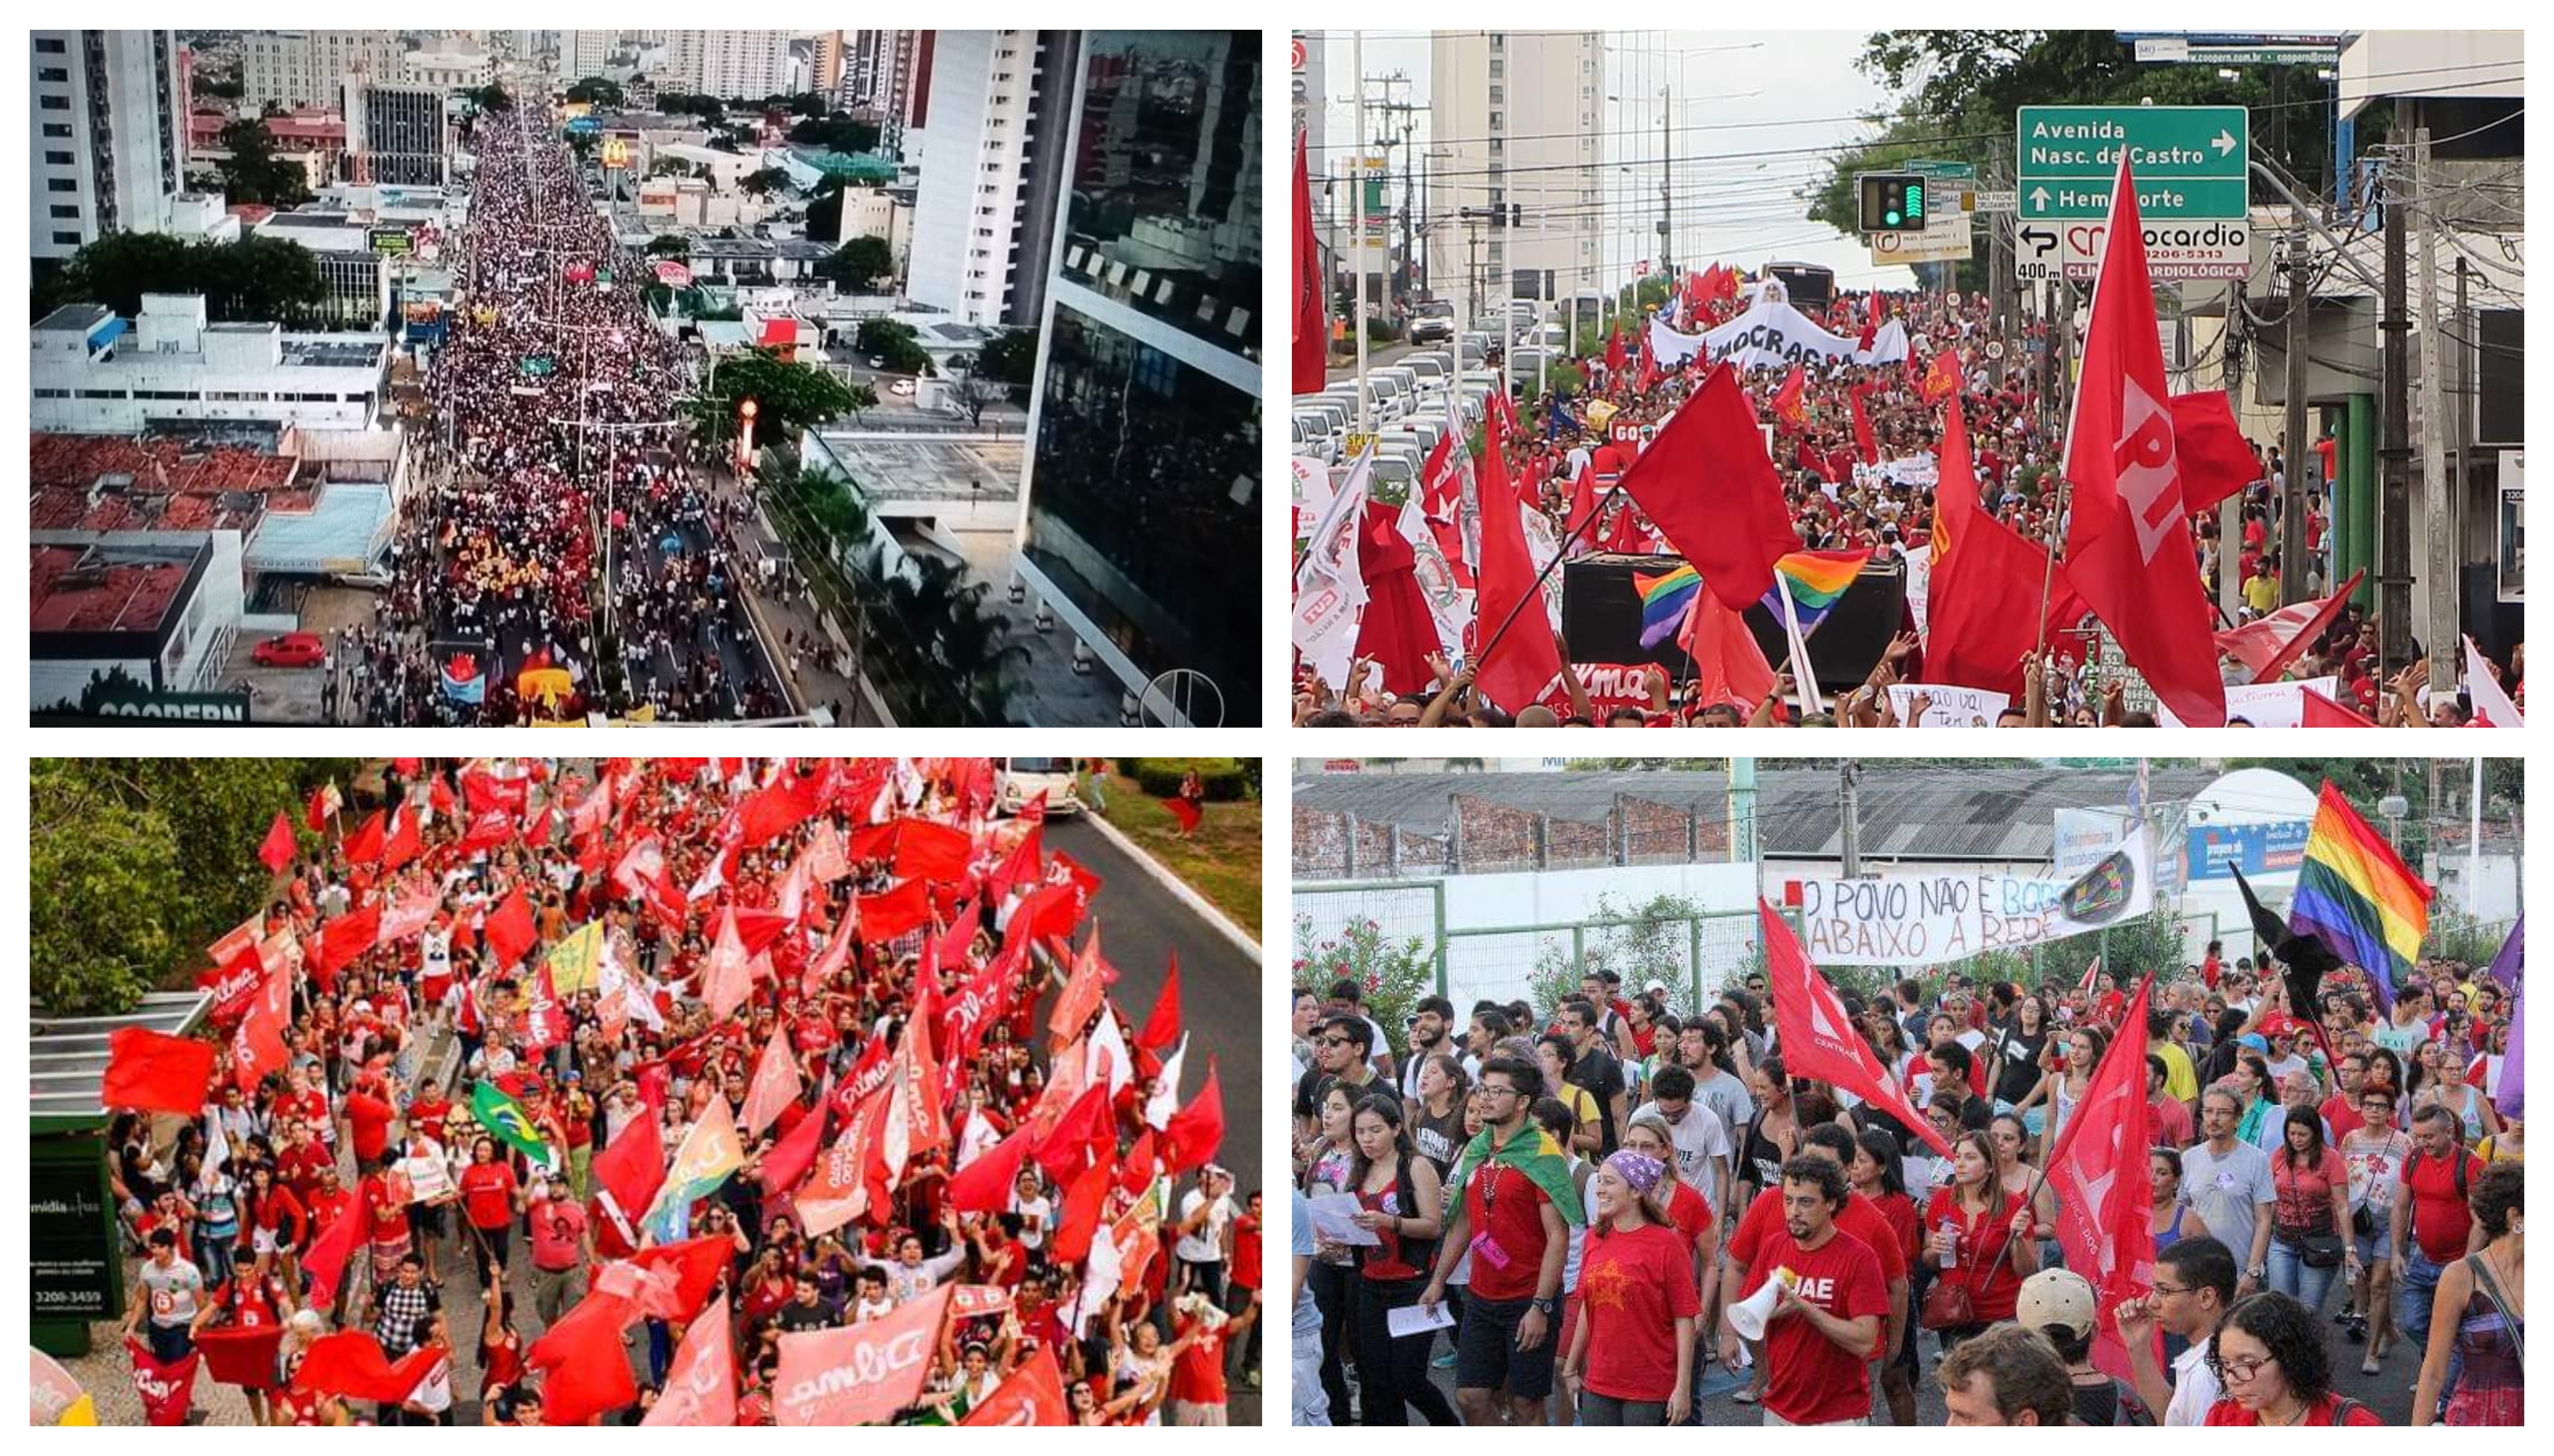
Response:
[1354,1154,1439,1275]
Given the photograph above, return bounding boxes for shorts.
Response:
[1170,1400,1227,1425]
[1453,1292,1555,1402]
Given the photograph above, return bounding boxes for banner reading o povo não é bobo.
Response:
[1790,828,2155,965]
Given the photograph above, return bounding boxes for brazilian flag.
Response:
[469,1082,557,1170]
[1447,1123,1587,1226]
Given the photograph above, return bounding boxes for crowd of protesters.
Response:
[100,758,1243,1424]
[1290,945,2520,1425]
[369,89,788,724]
[1293,275,2522,727]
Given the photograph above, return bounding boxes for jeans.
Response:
[196,1228,237,1290]
[2267,1238,2341,1313]
[2398,1249,2448,1346]
[1579,1392,1671,1425]
[1293,1319,1332,1425]
[145,1320,193,1364]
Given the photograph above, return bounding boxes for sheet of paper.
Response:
[1387,1302,1458,1337]
[1306,1192,1380,1246]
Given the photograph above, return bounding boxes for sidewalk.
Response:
[703,460,879,726]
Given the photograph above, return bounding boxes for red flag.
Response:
[1849,383,1880,465]
[948,1119,1038,1214]
[855,877,931,942]
[1047,927,1114,1041]
[1768,365,1807,428]
[1604,324,1628,376]
[1352,496,1441,698]
[482,886,536,970]
[1469,407,1566,712]
[290,1331,440,1404]
[312,901,382,989]
[759,1091,829,1197]
[960,1345,1070,1425]
[2042,976,2160,1384]
[797,1086,891,1237]
[774,1285,952,1425]
[1034,1082,1113,1183]
[100,1027,216,1116]
[643,1296,737,1427]
[1135,954,1182,1052]
[740,1026,801,1137]
[2214,569,2365,683]
[1620,365,1797,610]
[525,1290,639,1425]
[126,1337,200,1425]
[703,908,754,1020]
[1921,349,1962,403]
[258,811,297,876]
[1156,797,1202,835]
[1119,1128,1161,1196]
[883,976,948,1176]
[343,810,386,866]
[1923,397,2088,699]
[1677,587,1777,714]
[300,1195,365,1308]
[230,963,293,1093]
[455,808,514,857]
[2303,685,2378,727]
[1292,131,1330,394]
[1757,902,1951,1156]
[195,1320,286,1387]
[305,782,341,832]
[2063,149,2226,726]
[625,1236,736,1325]
[460,766,529,818]
[2168,390,2261,516]
[590,1105,666,1253]
[739,771,823,849]
[1049,1158,1113,1265]
[379,806,422,873]
[1162,1059,1225,1172]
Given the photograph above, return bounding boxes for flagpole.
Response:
[1778,579,1826,718]
[1469,483,1628,687]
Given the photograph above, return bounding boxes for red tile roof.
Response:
[28,433,302,534]
[31,545,188,634]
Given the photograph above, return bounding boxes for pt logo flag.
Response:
[961,1344,1070,1425]
[2041,974,2160,1385]
[1757,901,1951,1156]
[126,1338,200,1425]
[774,1284,953,1425]
[643,1294,738,1427]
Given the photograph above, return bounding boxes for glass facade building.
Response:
[1016,30,1261,724]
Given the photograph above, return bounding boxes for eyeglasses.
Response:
[1477,1084,1522,1100]
[2149,1281,2192,1297]
[1316,1037,1353,1049]
[2205,1353,2274,1386]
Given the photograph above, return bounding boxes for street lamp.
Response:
[2380,793,2411,851]
[737,397,759,476]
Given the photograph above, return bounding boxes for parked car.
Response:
[252,631,326,668]
[887,379,916,397]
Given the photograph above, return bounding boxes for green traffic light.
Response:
[1885,210,1901,225]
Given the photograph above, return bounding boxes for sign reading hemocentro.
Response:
[2016,106,2248,217]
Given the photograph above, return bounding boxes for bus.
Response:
[1761,260,1836,314]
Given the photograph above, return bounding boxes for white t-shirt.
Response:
[1175,1190,1233,1264]
[2165,1336,2224,1425]
[1631,1098,1731,1190]
[1011,1192,1052,1250]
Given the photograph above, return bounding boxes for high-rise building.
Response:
[557,30,613,84]
[1291,30,1323,154]
[344,74,448,186]
[905,31,1075,329]
[1427,30,1602,312]
[239,30,408,110]
[1013,31,1261,724]
[664,31,790,101]
[811,31,847,98]
[31,30,189,263]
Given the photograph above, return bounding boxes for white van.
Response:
[995,758,1084,817]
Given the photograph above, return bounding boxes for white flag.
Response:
[1146,1034,1191,1131]
[1292,447,1373,688]
[2465,636,2523,728]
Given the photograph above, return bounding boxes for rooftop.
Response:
[34,304,113,333]
[31,543,195,635]
[689,236,836,262]
[29,433,305,534]
[31,992,211,1127]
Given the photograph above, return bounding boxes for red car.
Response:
[251,631,326,668]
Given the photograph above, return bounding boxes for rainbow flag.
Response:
[1635,564,1702,647]
[1759,549,1868,634]
[2288,780,2433,1008]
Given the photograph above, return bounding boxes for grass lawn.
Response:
[1097,773,1261,939]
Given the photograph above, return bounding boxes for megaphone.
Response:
[1727,1270,1789,1341]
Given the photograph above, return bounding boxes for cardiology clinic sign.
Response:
[1786,829,2156,966]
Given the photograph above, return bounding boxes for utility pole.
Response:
[1989,138,2013,342]
[2417,125,2454,695]
[2455,253,2471,579]
[2282,220,2311,604]
[2379,119,2414,679]
[1350,29,1369,437]
[1656,83,1674,283]
[1839,760,1863,879]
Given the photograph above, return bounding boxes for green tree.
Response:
[856,318,930,375]
[656,92,727,119]
[199,76,245,101]
[817,234,894,292]
[566,76,624,107]
[464,82,513,112]
[214,118,312,207]
[687,347,865,457]
[739,165,792,198]
[55,232,328,325]
[787,114,881,155]
[649,156,697,178]
[645,233,692,259]
[973,326,1039,392]
[804,180,846,242]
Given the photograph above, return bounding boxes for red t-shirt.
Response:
[2271,1147,2347,1235]
[362,1176,409,1242]
[1230,1213,1262,1291]
[276,1142,332,1205]
[1167,1317,1228,1405]
[1920,1188,2027,1322]
[407,1095,451,1146]
[2205,1391,2380,1425]
[1728,1187,1906,1295]
[1577,1221,1700,1402]
[2400,1150,2485,1261]
[1663,1180,1714,1257]
[527,1195,586,1270]
[344,1091,397,1165]
[459,1161,519,1231]
[1460,1158,1556,1302]
[1760,1226,1888,1426]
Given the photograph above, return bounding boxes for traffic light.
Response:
[1509,203,1523,229]
[1858,172,1928,233]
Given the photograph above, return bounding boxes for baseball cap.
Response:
[2258,1012,2298,1038]
[2016,1268,2097,1339]
[1642,978,1668,995]
[2239,1033,2270,1052]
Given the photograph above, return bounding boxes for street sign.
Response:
[2016,105,2254,282]
[369,228,412,255]
[1975,189,2017,214]
[2016,105,2247,217]
[1869,205,1973,265]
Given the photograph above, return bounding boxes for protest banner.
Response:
[1885,682,2011,727]
[1786,825,2155,965]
